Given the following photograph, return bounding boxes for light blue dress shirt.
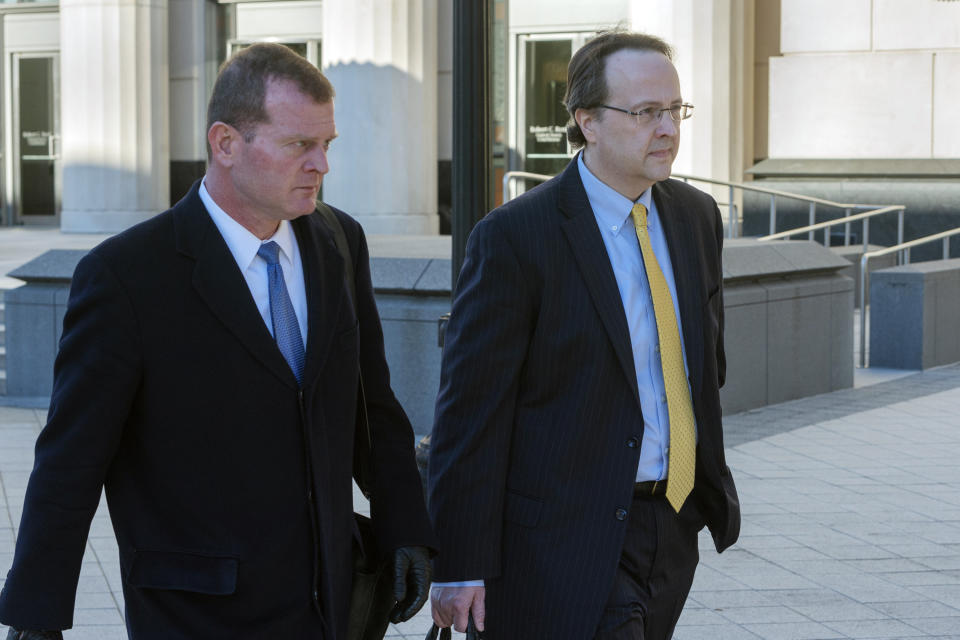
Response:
[433,161,698,590]
[577,154,693,482]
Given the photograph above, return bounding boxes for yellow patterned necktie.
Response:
[630,203,696,513]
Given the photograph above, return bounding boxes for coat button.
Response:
[627,437,640,448]
[313,589,320,602]
[615,508,628,521]
[306,490,313,501]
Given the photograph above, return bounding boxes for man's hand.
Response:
[431,585,485,634]
[6,630,64,640]
[390,545,432,623]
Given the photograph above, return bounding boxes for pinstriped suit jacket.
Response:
[428,157,740,639]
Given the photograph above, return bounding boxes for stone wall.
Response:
[3,240,856,427]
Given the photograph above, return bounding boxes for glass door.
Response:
[516,33,591,179]
[13,52,60,224]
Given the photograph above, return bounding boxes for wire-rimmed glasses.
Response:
[599,103,694,126]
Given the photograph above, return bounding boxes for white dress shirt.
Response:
[198,179,308,346]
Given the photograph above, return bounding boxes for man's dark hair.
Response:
[206,42,335,157]
[563,30,674,149]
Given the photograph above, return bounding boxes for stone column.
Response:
[631,0,755,225]
[322,0,438,235]
[59,0,169,233]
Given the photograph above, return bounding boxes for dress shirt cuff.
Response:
[433,580,485,588]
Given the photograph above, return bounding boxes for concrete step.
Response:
[0,297,5,396]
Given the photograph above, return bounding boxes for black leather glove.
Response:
[6,629,64,640]
[390,545,432,623]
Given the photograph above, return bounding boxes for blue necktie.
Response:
[257,241,305,384]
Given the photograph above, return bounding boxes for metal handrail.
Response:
[673,173,903,243]
[502,171,552,205]
[505,170,903,246]
[858,227,960,368]
[758,205,907,256]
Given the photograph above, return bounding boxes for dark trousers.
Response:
[593,493,703,640]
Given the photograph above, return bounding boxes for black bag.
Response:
[347,513,394,640]
[317,203,395,640]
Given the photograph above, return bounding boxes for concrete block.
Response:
[723,284,766,307]
[870,259,960,369]
[831,245,896,308]
[5,284,63,397]
[370,258,430,292]
[780,0,871,53]
[7,249,86,283]
[236,1,323,40]
[830,290,855,391]
[933,52,960,158]
[772,242,849,273]
[765,277,834,302]
[769,52,932,158]
[875,0,960,50]
[720,288,768,415]
[374,294,450,436]
[3,285,57,305]
[765,287,833,404]
[510,0,630,30]
[723,242,784,280]
[931,268,960,365]
[415,259,453,294]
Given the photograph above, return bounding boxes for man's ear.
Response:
[575,108,598,145]
[208,122,240,167]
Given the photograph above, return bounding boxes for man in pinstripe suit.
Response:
[427,31,740,639]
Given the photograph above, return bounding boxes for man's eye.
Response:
[637,108,656,117]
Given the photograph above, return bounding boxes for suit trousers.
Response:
[593,492,703,640]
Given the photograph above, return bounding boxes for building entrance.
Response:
[12,52,59,224]
[515,33,591,178]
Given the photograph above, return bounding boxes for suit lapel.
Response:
[292,212,347,388]
[557,159,641,407]
[173,183,300,389]
[654,181,705,394]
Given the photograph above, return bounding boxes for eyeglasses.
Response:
[599,103,694,126]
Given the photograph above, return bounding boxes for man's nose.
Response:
[306,147,329,174]
[655,113,679,136]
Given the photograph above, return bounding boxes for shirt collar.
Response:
[199,178,296,270]
[577,153,654,237]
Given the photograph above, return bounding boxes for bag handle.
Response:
[425,613,484,639]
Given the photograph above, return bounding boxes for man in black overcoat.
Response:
[1,43,434,640]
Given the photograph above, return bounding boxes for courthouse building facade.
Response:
[0,0,958,236]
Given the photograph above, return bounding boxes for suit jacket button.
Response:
[313,589,320,602]
[627,437,639,448]
[615,508,628,521]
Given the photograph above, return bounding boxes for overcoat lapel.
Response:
[654,182,705,395]
[173,182,300,390]
[557,160,641,408]
[292,211,347,388]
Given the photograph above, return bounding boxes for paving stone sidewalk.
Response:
[2,364,960,639]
